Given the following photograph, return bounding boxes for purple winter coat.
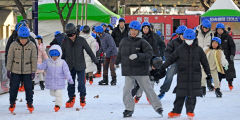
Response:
[37,45,73,90]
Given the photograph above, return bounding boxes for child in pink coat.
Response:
[34,35,48,90]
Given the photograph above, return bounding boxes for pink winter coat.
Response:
[37,43,48,73]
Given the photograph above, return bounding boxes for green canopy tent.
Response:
[201,0,240,29]
[201,0,240,59]
[18,0,120,24]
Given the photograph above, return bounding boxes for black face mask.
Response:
[67,34,75,37]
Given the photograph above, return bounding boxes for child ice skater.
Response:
[202,37,228,97]
[38,45,74,112]
[159,29,211,119]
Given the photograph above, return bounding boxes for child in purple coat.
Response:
[38,45,74,112]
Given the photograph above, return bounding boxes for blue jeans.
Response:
[160,63,177,93]
[67,69,86,98]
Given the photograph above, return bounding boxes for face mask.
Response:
[185,40,194,45]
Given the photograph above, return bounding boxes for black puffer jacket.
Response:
[61,36,98,71]
[142,32,160,57]
[164,37,183,60]
[111,25,129,47]
[115,36,153,76]
[215,31,236,79]
[153,32,166,57]
[160,40,211,97]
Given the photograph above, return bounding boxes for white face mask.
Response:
[185,40,194,45]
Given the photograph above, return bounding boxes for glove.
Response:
[7,71,11,79]
[68,79,74,84]
[31,73,35,80]
[206,74,212,81]
[129,54,138,60]
[230,55,234,61]
[224,65,228,71]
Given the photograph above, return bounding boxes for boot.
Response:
[54,105,60,112]
[156,108,163,117]
[207,79,214,91]
[201,86,206,97]
[9,104,16,113]
[40,81,45,90]
[187,112,195,119]
[86,73,89,81]
[215,88,222,98]
[134,96,140,103]
[110,76,117,86]
[18,82,25,92]
[228,81,233,91]
[65,95,76,108]
[94,71,102,78]
[168,112,181,118]
[89,76,93,85]
[80,96,86,108]
[123,110,133,118]
[27,103,34,113]
[98,75,108,85]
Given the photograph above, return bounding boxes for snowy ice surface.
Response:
[0,61,239,120]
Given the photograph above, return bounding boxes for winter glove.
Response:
[31,73,35,80]
[93,59,99,65]
[230,55,234,61]
[129,54,138,60]
[68,79,74,84]
[206,74,214,91]
[224,65,228,71]
[7,71,11,79]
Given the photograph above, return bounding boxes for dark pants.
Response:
[172,96,196,114]
[160,64,177,93]
[96,61,101,73]
[103,56,116,77]
[218,73,233,83]
[67,69,86,98]
[9,73,33,104]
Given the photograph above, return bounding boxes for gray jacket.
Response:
[99,33,117,58]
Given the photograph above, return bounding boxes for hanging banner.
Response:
[202,16,240,22]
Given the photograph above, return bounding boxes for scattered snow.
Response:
[0,61,239,120]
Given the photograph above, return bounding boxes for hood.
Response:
[49,44,62,61]
[80,33,91,39]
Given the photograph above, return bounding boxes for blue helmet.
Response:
[183,29,196,40]
[176,25,187,34]
[15,22,26,31]
[129,20,142,31]
[212,37,221,44]
[91,33,97,38]
[55,31,61,36]
[18,26,30,38]
[216,23,225,29]
[101,23,107,27]
[156,31,162,36]
[95,26,104,33]
[108,24,114,30]
[49,49,60,57]
[119,18,125,23]
[201,19,211,28]
[142,22,151,27]
[36,35,42,39]
[80,26,84,31]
